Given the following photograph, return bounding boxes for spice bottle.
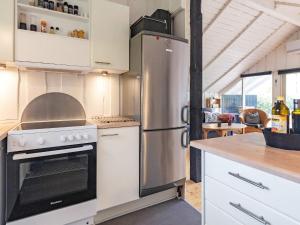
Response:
[29,0,35,6]
[49,26,55,34]
[37,0,44,7]
[56,2,63,12]
[43,0,49,9]
[55,27,60,35]
[30,15,37,31]
[19,13,27,30]
[74,5,79,15]
[49,1,54,10]
[63,2,68,13]
[68,4,73,14]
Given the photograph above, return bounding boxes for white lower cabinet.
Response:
[206,201,243,225]
[203,152,300,225]
[97,126,139,211]
[205,176,299,225]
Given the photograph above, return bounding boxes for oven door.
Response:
[6,143,96,222]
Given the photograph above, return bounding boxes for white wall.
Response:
[243,30,300,102]
[0,68,120,121]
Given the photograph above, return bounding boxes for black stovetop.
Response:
[15,120,90,130]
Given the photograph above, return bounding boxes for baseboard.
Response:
[94,188,178,224]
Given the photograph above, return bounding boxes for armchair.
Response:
[239,109,271,133]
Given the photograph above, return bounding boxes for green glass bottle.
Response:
[272,96,290,134]
[292,99,300,134]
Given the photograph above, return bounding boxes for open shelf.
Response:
[17,3,89,23]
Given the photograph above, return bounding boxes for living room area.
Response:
[201,0,300,140]
[184,0,300,215]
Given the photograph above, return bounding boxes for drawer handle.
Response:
[229,202,271,225]
[228,172,269,190]
[101,134,119,137]
[95,61,111,65]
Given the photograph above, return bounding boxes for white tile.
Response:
[61,74,84,105]
[19,71,46,118]
[46,73,62,93]
[0,68,19,120]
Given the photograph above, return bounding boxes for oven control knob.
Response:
[67,135,74,141]
[83,134,89,140]
[18,139,26,147]
[37,137,45,145]
[75,134,82,140]
[60,135,67,142]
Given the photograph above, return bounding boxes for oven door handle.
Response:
[12,145,94,160]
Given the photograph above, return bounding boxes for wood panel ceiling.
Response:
[202,0,299,93]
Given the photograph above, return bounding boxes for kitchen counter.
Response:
[0,121,19,141]
[191,133,300,184]
[89,117,140,129]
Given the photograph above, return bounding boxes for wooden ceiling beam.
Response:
[236,0,300,27]
[203,0,232,34]
[203,22,287,93]
[203,11,263,70]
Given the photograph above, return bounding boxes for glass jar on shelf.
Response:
[28,0,35,6]
[19,13,27,30]
[30,15,37,31]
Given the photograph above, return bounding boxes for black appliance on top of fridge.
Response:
[121,31,190,197]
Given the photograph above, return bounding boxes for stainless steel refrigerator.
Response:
[121,32,190,197]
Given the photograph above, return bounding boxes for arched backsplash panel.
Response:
[21,92,86,122]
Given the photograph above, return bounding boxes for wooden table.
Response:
[202,123,246,139]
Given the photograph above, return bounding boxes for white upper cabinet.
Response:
[91,0,129,74]
[0,0,14,63]
[14,0,91,70]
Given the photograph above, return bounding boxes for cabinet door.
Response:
[0,0,14,63]
[15,30,90,70]
[91,0,129,73]
[97,127,139,211]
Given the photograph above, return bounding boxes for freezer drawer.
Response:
[140,128,188,196]
[142,35,189,130]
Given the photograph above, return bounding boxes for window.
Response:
[221,74,273,114]
[243,75,273,115]
[222,80,242,113]
[286,73,300,110]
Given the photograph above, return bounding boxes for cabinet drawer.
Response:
[205,152,300,222]
[205,176,300,225]
[206,201,243,225]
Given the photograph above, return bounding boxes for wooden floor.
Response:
[184,148,202,211]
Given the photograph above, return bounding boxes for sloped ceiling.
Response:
[202,0,299,93]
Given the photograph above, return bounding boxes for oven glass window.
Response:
[18,154,88,205]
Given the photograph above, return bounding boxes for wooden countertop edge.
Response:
[0,122,19,142]
[191,135,300,184]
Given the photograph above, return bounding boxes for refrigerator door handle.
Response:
[181,129,190,148]
[181,105,190,124]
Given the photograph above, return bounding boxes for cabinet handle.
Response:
[101,134,119,137]
[228,172,269,190]
[229,202,271,225]
[95,61,111,65]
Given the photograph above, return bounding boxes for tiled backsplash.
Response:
[0,68,120,121]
